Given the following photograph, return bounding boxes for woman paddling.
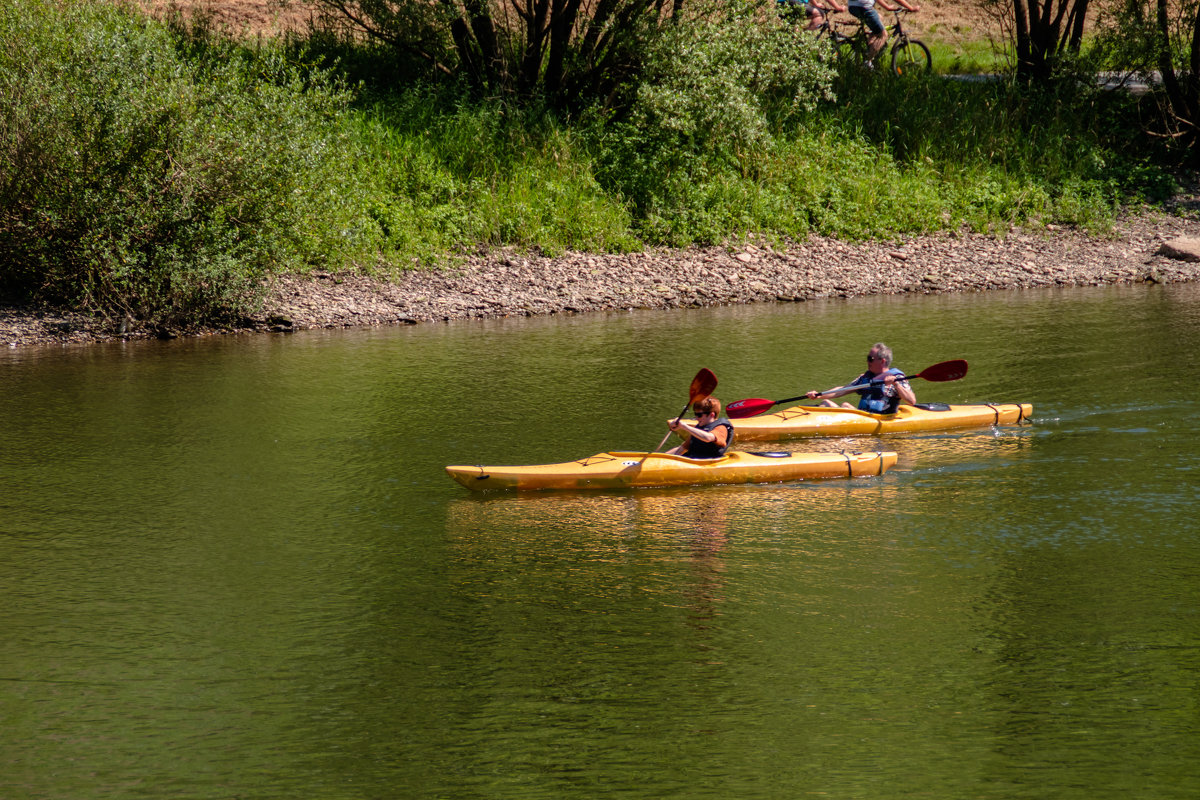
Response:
[667,397,735,459]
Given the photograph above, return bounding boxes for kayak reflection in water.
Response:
[807,342,917,414]
[667,397,735,458]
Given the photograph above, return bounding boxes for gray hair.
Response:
[869,343,893,366]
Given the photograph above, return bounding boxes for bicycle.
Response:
[810,7,856,55]
[817,8,932,76]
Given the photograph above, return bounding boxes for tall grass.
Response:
[348,93,639,264]
[339,72,1175,254]
[810,73,1167,231]
[925,37,1012,75]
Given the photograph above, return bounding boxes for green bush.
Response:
[0,0,363,325]
[590,0,835,237]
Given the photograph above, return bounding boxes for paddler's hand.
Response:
[805,390,821,399]
[670,417,702,439]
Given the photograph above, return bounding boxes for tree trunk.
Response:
[1013,0,1034,81]
[1010,0,1090,83]
[544,0,582,101]
[465,0,506,91]
[518,0,552,93]
[1156,0,1200,143]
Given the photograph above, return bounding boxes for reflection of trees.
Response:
[445,490,740,633]
[977,544,1199,793]
[677,495,729,632]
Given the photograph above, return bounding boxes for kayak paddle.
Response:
[654,368,718,451]
[725,359,968,419]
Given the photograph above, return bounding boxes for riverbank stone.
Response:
[3,209,1199,348]
[1157,236,1200,262]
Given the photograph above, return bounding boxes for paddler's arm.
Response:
[699,424,729,450]
[666,418,692,456]
[806,384,861,400]
[807,371,869,400]
[882,374,916,405]
[668,418,724,445]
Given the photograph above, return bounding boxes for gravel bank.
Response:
[5,209,1200,348]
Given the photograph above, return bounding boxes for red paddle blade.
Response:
[689,368,718,403]
[914,359,969,382]
[726,398,777,419]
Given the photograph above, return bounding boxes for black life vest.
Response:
[685,417,735,459]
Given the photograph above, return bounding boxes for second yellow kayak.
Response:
[710,402,1033,442]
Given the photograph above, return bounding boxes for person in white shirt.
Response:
[847,0,920,65]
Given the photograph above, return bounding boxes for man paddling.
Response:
[667,397,735,458]
[807,342,916,414]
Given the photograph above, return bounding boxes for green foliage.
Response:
[816,71,1175,229]
[576,57,1172,245]
[0,0,363,325]
[1091,0,1200,158]
[348,93,638,261]
[0,0,1184,328]
[590,0,836,235]
[926,38,1012,75]
[633,0,835,151]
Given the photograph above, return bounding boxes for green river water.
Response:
[2,283,1199,800]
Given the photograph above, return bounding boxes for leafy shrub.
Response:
[0,0,363,325]
[592,0,836,236]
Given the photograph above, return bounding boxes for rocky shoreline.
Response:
[4,208,1200,349]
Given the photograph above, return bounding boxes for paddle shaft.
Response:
[815,360,966,399]
[655,368,718,452]
[815,377,911,400]
[726,360,968,419]
[655,402,693,451]
[737,376,907,411]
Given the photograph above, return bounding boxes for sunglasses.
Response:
[867,355,883,363]
[693,409,712,416]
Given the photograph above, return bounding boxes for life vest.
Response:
[853,368,908,415]
[685,418,735,459]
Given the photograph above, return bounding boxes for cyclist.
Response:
[777,0,845,31]
[847,0,919,65]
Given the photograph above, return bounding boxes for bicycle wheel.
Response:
[890,38,931,76]
[835,33,868,68]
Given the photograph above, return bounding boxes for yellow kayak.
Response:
[721,402,1033,442]
[446,449,898,492]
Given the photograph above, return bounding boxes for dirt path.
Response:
[135,0,999,44]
